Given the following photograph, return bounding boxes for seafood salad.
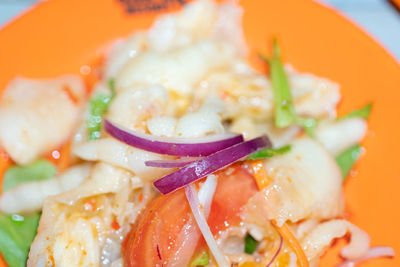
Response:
[0,0,395,266]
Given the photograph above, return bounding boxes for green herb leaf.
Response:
[0,213,40,267]
[339,102,372,120]
[295,116,317,138]
[190,251,209,267]
[2,159,56,191]
[247,145,291,160]
[108,78,116,98]
[262,39,316,136]
[268,39,296,128]
[87,78,116,140]
[244,233,258,254]
[335,145,363,178]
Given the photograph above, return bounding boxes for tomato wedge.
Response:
[123,164,258,267]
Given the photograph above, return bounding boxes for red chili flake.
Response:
[111,219,121,231]
[62,85,79,104]
[138,192,144,202]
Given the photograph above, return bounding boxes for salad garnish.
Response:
[0,159,55,267]
[105,119,244,157]
[336,145,363,178]
[247,145,291,160]
[2,159,55,191]
[153,136,271,194]
[0,213,40,267]
[87,78,116,140]
[189,251,209,267]
[266,235,283,267]
[261,40,317,136]
[185,184,229,267]
[244,233,258,254]
[334,103,372,177]
[250,155,309,267]
[340,102,372,120]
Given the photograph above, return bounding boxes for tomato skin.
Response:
[207,166,258,235]
[123,164,258,267]
[122,189,196,266]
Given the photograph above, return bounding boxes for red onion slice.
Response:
[154,135,271,194]
[266,235,283,267]
[337,246,395,267]
[145,158,197,168]
[185,184,229,267]
[104,119,244,156]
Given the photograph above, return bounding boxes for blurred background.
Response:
[0,0,399,61]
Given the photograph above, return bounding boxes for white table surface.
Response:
[0,0,399,61]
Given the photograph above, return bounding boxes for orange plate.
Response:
[0,0,399,266]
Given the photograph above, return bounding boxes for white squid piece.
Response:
[28,163,138,267]
[315,118,367,156]
[116,40,237,96]
[288,65,341,119]
[0,164,91,214]
[175,98,225,138]
[230,116,300,147]
[147,116,178,137]
[107,84,173,131]
[73,138,171,180]
[245,137,344,226]
[301,219,370,262]
[194,64,340,123]
[105,0,245,78]
[0,75,85,165]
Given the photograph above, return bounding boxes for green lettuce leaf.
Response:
[1,159,55,266]
[0,213,40,267]
[2,159,56,191]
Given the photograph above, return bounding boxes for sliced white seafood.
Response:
[73,138,171,180]
[245,137,344,226]
[0,75,85,165]
[107,84,172,131]
[315,118,367,156]
[230,116,300,147]
[287,65,341,119]
[105,0,245,79]
[301,219,370,261]
[116,40,236,96]
[28,163,139,267]
[0,164,91,214]
[147,116,178,137]
[194,64,340,123]
[175,105,225,138]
